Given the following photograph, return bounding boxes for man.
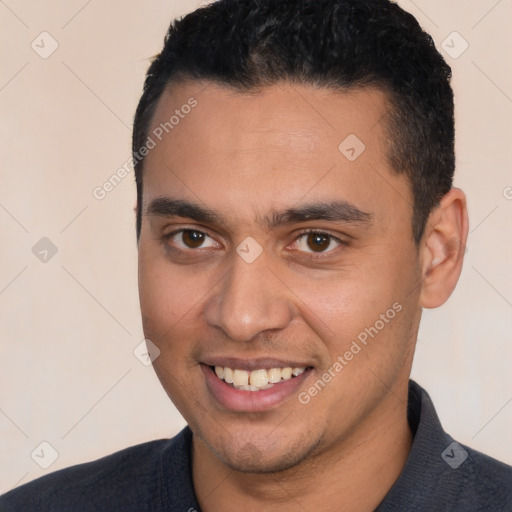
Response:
[1,0,511,510]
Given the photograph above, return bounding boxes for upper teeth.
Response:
[214,366,306,391]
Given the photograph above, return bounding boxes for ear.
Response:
[419,188,469,309]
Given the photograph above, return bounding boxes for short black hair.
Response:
[133,0,454,244]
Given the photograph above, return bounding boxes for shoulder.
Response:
[450,443,512,509]
[378,381,512,511]
[0,430,191,512]
[413,380,512,509]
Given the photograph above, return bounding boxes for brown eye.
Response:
[294,231,342,254]
[181,230,206,248]
[306,233,330,252]
[166,229,219,251]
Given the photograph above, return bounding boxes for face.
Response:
[138,81,423,473]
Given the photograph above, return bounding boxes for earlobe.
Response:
[419,188,469,309]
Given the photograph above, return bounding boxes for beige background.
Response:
[1,0,511,491]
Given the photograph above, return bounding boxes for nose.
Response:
[204,249,293,342]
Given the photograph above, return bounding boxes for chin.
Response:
[198,426,323,474]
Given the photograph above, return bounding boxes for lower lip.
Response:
[201,364,312,412]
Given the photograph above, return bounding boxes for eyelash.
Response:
[162,226,349,259]
[288,229,348,258]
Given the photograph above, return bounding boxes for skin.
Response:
[137,81,468,511]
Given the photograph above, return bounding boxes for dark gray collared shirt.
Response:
[1,380,511,511]
[376,381,512,511]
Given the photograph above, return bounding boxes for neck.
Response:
[193,382,413,512]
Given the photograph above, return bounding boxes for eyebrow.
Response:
[146,197,220,224]
[263,201,374,229]
[145,197,374,229]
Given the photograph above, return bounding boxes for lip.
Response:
[201,357,311,372]
[201,363,313,412]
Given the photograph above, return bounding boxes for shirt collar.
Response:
[376,379,457,510]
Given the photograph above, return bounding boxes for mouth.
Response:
[200,361,314,412]
[211,365,311,391]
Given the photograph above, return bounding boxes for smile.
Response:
[212,365,307,391]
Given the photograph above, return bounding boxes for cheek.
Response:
[138,249,207,412]
[286,270,389,332]
[138,246,200,344]
[289,253,417,357]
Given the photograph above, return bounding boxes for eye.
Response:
[166,229,219,250]
[293,231,344,254]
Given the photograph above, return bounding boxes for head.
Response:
[134,0,468,474]
[133,0,455,245]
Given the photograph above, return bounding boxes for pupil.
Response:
[307,233,329,252]
[183,230,204,248]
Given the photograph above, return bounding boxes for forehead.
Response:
[149,80,389,151]
[142,80,412,233]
